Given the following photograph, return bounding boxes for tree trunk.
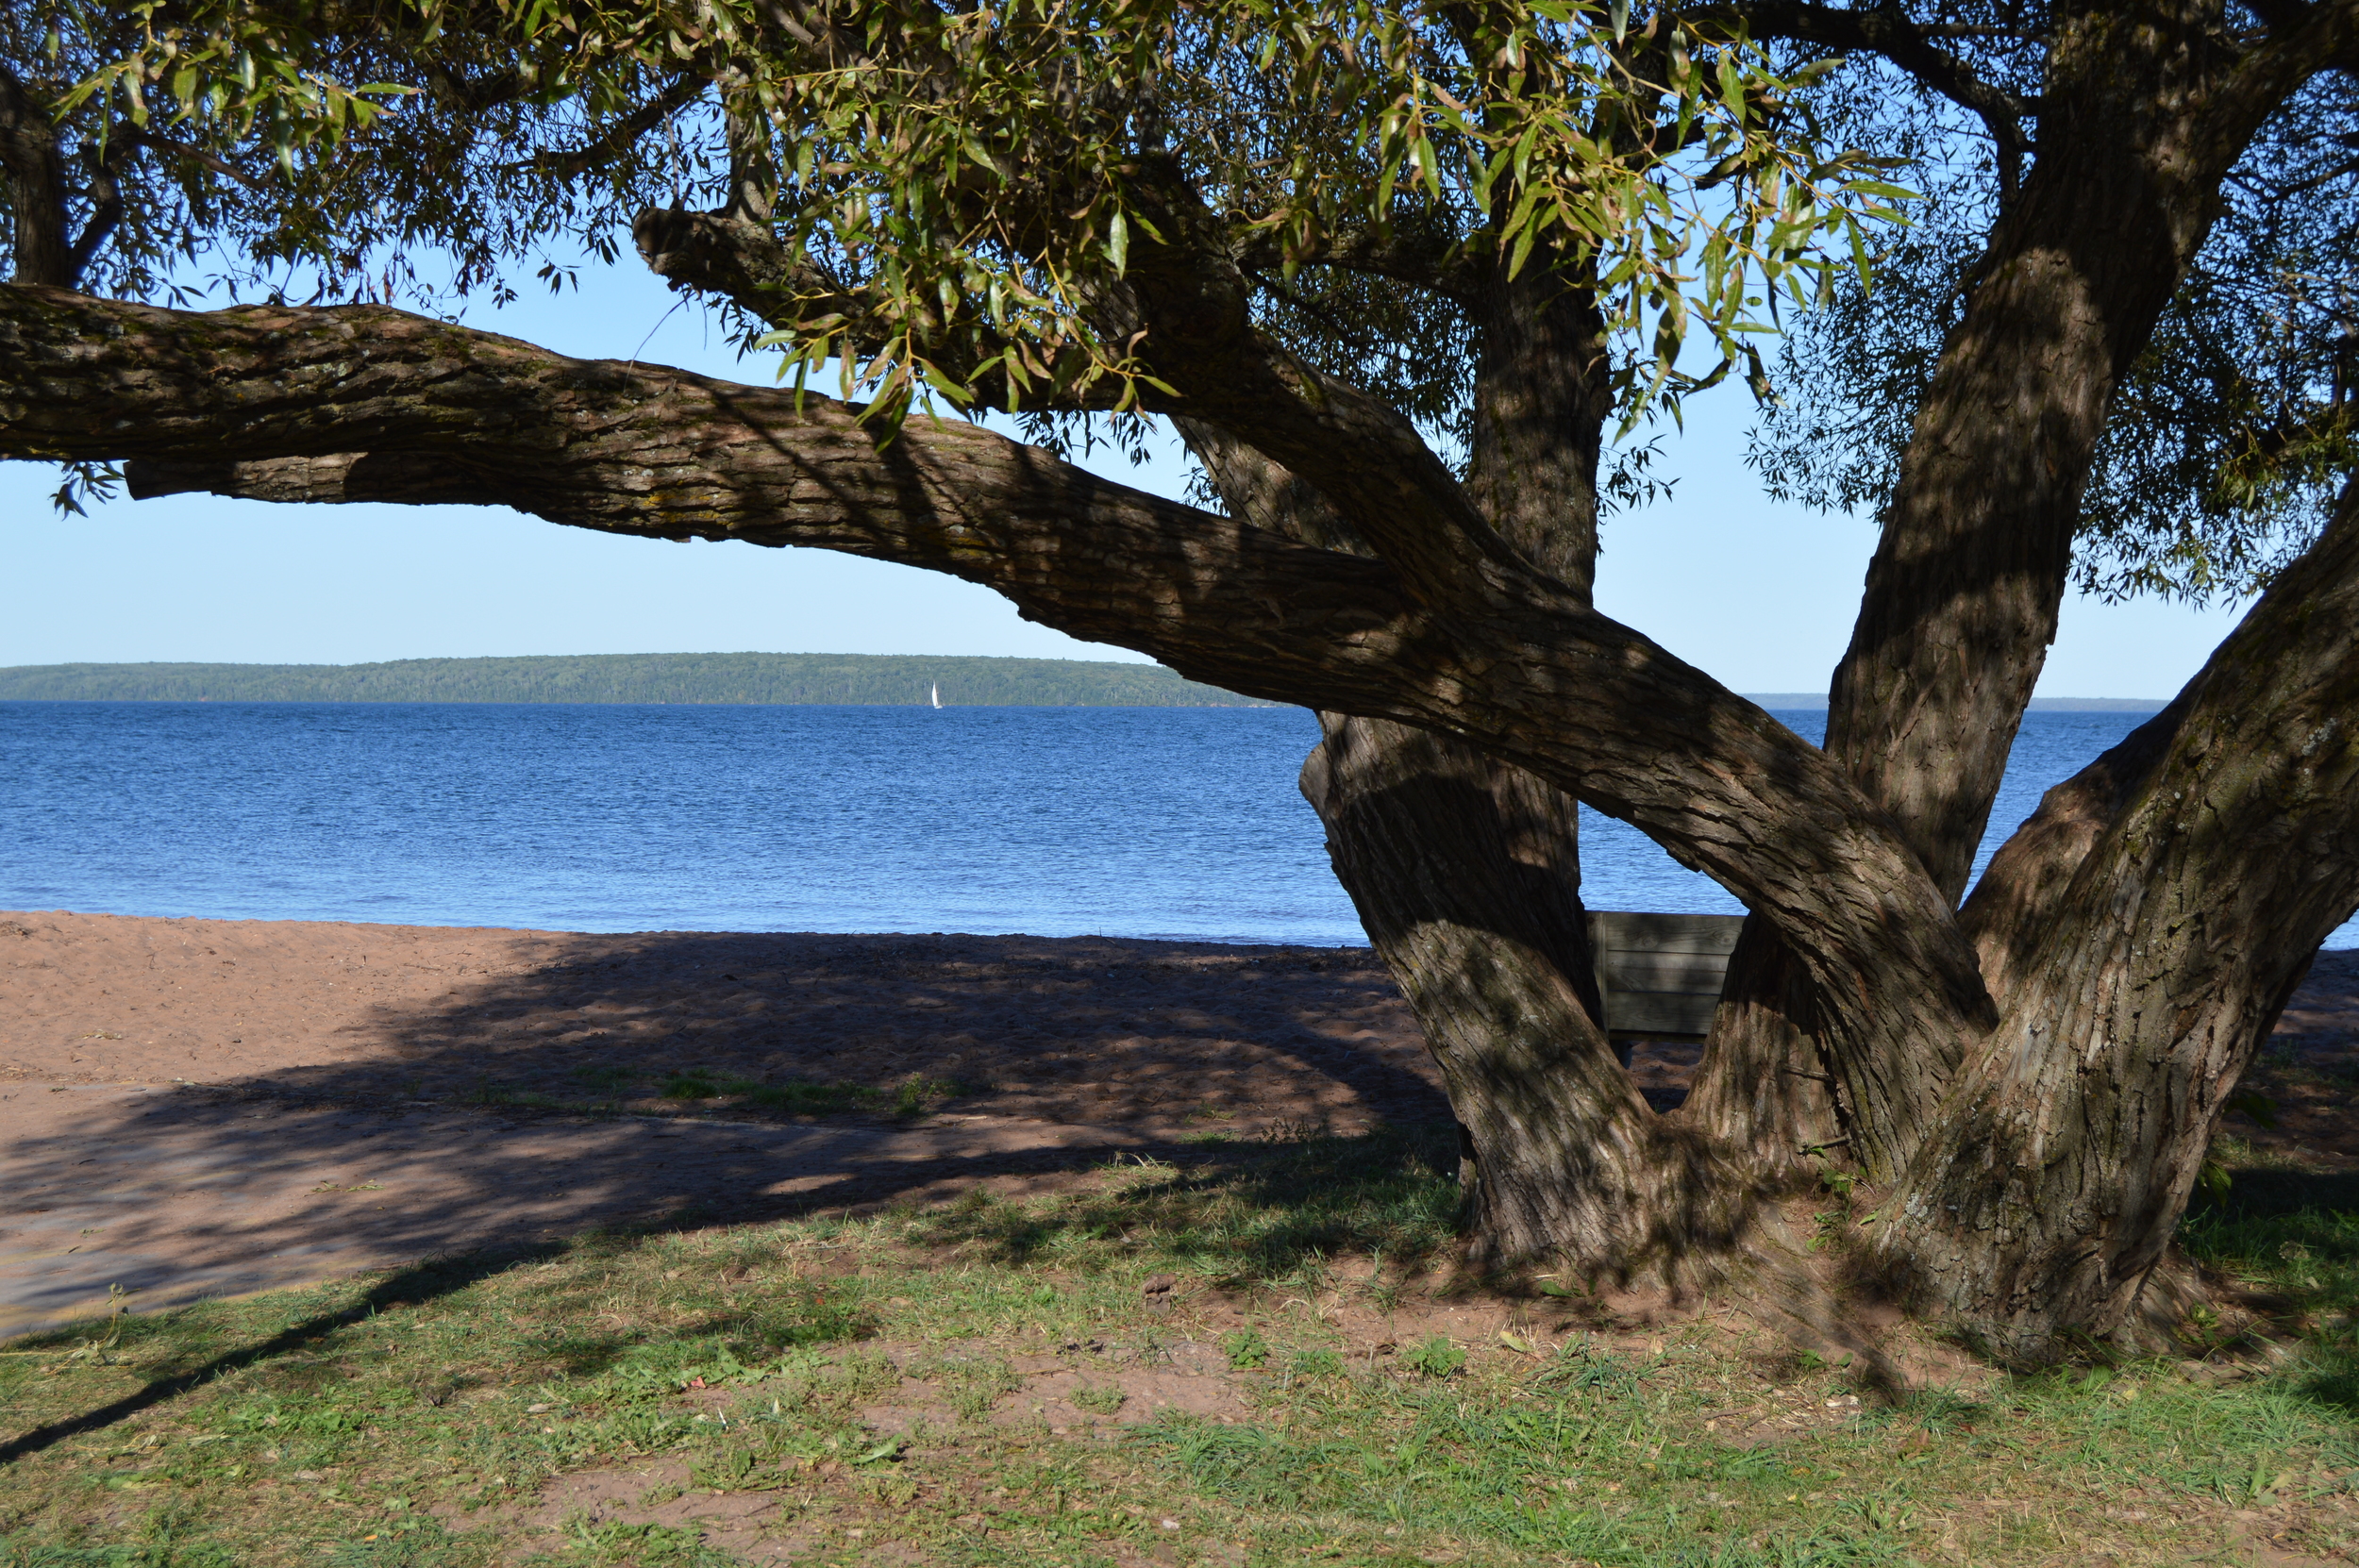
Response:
[0,66,73,288]
[1178,415,1659,1268]
[0,283,2013,1284]
[1691,3,2286,1175]
[1182,265,1749,1275]
[1300,713,1752,1275]
[1956,695,2192,1013]
[1882,479,2359,1357]
[1680,928,1841,1174]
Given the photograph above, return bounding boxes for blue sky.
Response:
[0,256,2249,697]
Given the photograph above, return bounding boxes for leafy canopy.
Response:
[52,0,1906,437]
[1747,39,2358,604]
[18,1,2348,610]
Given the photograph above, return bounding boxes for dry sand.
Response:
[2,910,2351,1339]
[0,910,1453,1337]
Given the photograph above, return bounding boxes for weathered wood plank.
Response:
[1604,991,1723,1039]
[1589,910,1745,953]
[1585,910,1745,1043]
[1598,952,1733,992]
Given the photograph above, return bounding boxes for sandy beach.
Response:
[3,909,2353,1337]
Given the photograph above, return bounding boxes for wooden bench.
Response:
[1586,910,1746,1052]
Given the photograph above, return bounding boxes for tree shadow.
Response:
[0,1250,533,1464]
[901,1123,1466,1281]
[242,929,1452,1134]
[0,1131,1471,1463]
[2189,1167,2359,1228]
[0,929,1465,1347]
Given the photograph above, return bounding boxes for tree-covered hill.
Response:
[0,653,1275,708]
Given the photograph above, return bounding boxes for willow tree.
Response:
[4,0,2356,1360]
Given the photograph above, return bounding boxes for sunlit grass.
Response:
[0,1133,2353,1565]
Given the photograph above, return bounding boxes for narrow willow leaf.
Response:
[1507,220,1539,281]
[1408,132,1440,198]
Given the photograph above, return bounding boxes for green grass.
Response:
[519,1067,973,1121]
[2,1131,2355,1566]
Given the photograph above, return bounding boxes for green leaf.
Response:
[919,359,974,405]
[1848,219,1874,290]
[1716,52,1747,117]
[1408,132,1440,198]
[2224,1090,2279,1129]
[1104,209,1129,276]
[1507,221,1539,282]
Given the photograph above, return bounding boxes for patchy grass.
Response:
[505,1066,978,1122]
[3,1131,2357,1566]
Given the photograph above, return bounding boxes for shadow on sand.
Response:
[223,929,1451,1132]
[0,931,1454,1344]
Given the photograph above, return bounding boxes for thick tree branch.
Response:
[1230,225,1478,303]
[2205,0,2359,159]
[1175,416,1370,557]
[1107,167,1534,601]
[636,160,1532,606]
[1810,0,2297,926]
[0,284,1999,1176]
[632,207,835,320]
[1690,0,2037,194]
[1885,477,2359,1348]
[1956,694,2194,1010]
[0,63,72,287]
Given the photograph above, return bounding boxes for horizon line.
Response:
[0,656,2179,707]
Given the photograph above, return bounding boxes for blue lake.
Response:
[8,701,2341,948]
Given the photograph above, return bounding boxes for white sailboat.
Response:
[930,681,943,709]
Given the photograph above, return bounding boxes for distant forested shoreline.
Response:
[0,657,2171,710]
[0,653,1276,708]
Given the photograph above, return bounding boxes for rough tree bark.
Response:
[4,0,2356,1358]
[1298,713,1771,1278]
[0,64,74,288]
[1689,0,2358,1185]
[5,256,2356,1351]
[1883,480,2359,1354]
[1172,256,1780,1277]
[7,0,2359,1370]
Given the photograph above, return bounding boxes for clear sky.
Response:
[1,254,2251,698]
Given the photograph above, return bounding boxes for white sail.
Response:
[930,682,942,709]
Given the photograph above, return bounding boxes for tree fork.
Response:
[1881,479,2359,1357]
[1180,258,1767,1275]
[1304,712,1765,1278]
[1688,0,2333,1166]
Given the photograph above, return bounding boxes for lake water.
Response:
[8,702,2346,948]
